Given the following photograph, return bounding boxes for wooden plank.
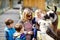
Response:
[23,0,45,10]
[0,0,1,6]
[37,0,45,10]
[9,0,13,8]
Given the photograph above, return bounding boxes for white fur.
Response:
[37,31,54,40]
[52,14,57,22]
[38,19,52,33]
[37,19,54,40]
[47,10,54,16]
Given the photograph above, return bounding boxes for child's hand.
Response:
[28,31,33,35]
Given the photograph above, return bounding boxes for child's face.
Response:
[37,12,41,18]
[37,11,43,18]
[21,27,24,32]
[9,23,14,28]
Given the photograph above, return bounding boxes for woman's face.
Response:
[26,13,32,20]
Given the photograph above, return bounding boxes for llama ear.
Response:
[54,6,57,13]
[47,6,51,11]
[47,6,50,9]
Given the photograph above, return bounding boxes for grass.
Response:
[0,9,3,14]
[57,7,60,12]
[58,15,60,29]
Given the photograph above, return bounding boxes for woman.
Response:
[19,8,37,40]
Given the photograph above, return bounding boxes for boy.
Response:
[13,23,26,40]
[4,18,16,40]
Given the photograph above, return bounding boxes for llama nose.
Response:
[44,14,50,20]
[44,23,46,25]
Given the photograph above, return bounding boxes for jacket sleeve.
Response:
[32,18,36,24]
[5,31,9,40]
[33,27,37,38]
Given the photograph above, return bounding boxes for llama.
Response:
[37,19,54,40]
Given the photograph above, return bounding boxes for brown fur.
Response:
[52,15,58,34]
[57,29,60,40]
[46,6,60,40]
[47,14,58,40]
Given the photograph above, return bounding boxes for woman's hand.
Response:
[28,31,33,35]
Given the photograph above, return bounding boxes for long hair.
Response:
[35,9,43,18]
[22,8,33,22]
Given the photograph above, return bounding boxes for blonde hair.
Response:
[35,9,45,18]
[35,9,42,17]
[22,8,33,22]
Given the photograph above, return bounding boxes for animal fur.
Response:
[44,6,58,40]
[37,19,54,40]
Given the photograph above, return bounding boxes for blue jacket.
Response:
[14,33,26,40]
[32,27,37,39]
[4,26,16,40]
[32,18,36,24]
[32,18,38,39]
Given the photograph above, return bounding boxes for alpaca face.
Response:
[38,20,52,33]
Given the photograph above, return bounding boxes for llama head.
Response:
[38,19,52,33]
[44,6,57,22]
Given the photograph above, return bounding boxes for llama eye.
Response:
[39,22,41,24]
[44,23,46,25]
[49,13,55,19]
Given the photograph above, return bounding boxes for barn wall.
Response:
[23,0,45,10]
